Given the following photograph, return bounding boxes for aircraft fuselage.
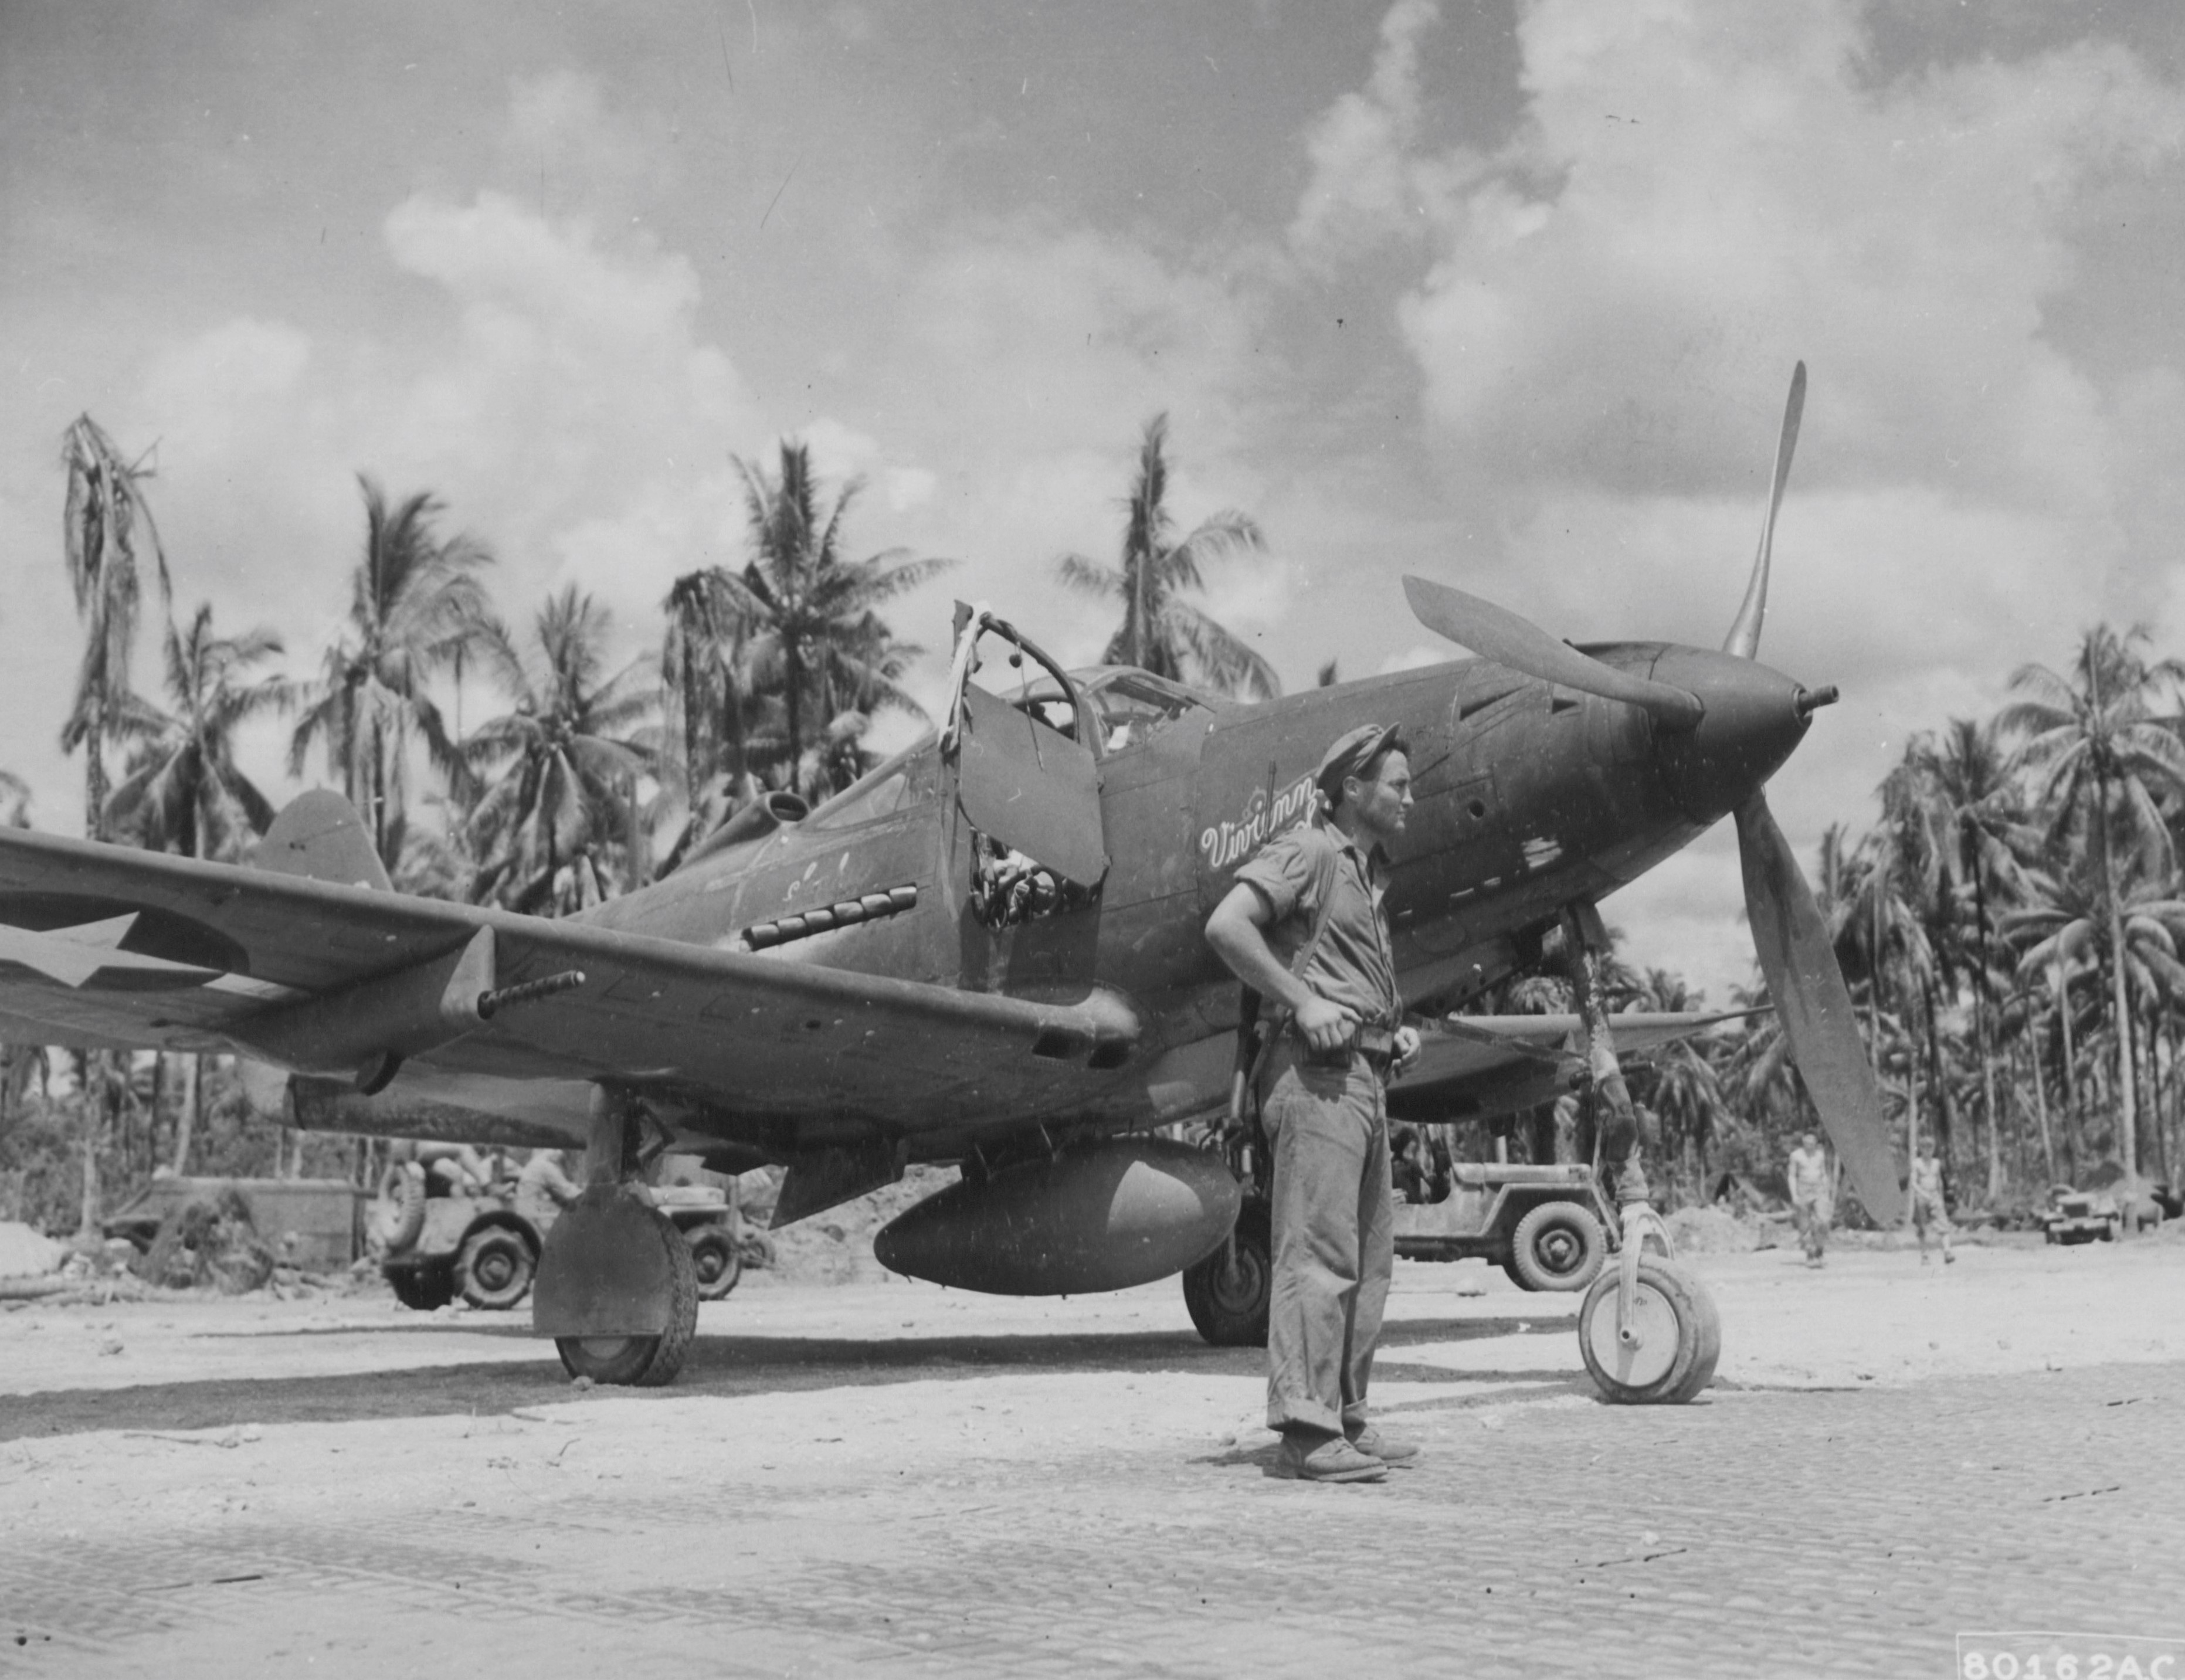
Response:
[581,642,1814,1164]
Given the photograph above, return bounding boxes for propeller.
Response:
[1723,361,1806,660]
[1736,793,1903,1224]
[1400,576,1705,731]
[1403,363,1904,1226]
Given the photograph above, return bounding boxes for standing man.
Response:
[1787,1129,1831,1267]
[1206,723,1421,1484]
[1910,1141,1955,1266]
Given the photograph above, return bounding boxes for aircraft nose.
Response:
[1650,649,1821,825]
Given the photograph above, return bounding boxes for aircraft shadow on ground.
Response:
[5,1312,1570,1440]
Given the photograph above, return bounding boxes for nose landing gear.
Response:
[1563,904,1722,1406]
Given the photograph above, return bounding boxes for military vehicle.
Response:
[374,1152,744,1311]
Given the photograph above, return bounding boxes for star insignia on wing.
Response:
[0,913,220,989]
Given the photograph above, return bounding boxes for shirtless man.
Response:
[1787,1131,1831,1267]
[1910,1141,1955,1265]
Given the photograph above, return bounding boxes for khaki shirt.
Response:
[1233,817,1400,1028]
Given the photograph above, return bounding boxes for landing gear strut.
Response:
[1562,904,1722,1405]
[533,1086,700,1387]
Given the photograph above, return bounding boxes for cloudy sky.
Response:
[6,0,2185,995]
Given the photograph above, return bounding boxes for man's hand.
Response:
[1391,1024,1421,1076]
[1294,995,1359,1054]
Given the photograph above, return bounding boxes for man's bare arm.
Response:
[1205,883,1357,1053]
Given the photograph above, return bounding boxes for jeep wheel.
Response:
[374,1164,427,1254]
[457,1227,536,1311]
[686,1224,742,1300]
[386,1260,454,1312]
[1182,1200,1271,1347]
[1509,1202,1607,1292]
[1578,1257,1721,1405]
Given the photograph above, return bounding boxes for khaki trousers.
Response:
[1261,1045,1394,1437]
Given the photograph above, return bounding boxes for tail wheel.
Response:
[1510,1202,1607,1292]
[1182,1200,1271,1347]
[555,1210,700,1387]
[1578,1257,1721,1405]
[686,1224,742,1300]
[374,1164,427,1254]
[457,1226,537,1311]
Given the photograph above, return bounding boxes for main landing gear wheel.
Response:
[554,1210,700,1387]
[686,1224,742,1301]
[1183,1200,1271,1347]
[1578,1257,1720,1404]
[1509,1202,1607,1292]
[457,1227,536,1311]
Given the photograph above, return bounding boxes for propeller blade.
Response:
[1735,791,1905,1226]
[1401,576,1705,731]
[1722,361,1807,660]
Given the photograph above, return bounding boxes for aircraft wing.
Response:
[1386,1009,1759,1125]
[0,827,1138,1132]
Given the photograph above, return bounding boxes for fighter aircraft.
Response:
[0,365,1894,1399]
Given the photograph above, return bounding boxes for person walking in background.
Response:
[1787,1131,1831,1267]
[1911,1141,1955,1266]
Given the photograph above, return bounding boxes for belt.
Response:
[1284,1020,1396,1071]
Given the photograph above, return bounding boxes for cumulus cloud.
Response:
[1284,0,2185,989]
[856,219,1286,667]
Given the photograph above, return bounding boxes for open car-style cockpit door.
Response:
[941,602,1109,891]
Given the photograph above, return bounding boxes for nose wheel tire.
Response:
[553,1209,700,1387]
[1577,1257,1720,1405]
[1182,1200,1271,1347]
[1509,1202,1607,1292]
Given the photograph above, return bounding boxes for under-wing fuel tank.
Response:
[872,1136,1241,1295]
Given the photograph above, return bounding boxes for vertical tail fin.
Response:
[249,790,391,891]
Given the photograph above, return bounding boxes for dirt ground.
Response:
[3,1232,2183,1676]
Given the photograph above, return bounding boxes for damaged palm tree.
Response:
[59,416,172,1238]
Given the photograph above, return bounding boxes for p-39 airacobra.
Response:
[0,366,1897,1399]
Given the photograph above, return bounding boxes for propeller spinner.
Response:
[1402,363,1904,1227]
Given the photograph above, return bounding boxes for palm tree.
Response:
[289,477,492,870]
[1908,718,2036,1200]
[2000,625,2185,1194]
[59,416,171,843]
[463,588,656,915]
[1056,414,1279,699]
[2007,861,2185,1176]
[105,606,291,861]
[722,442,952,792]
[58,416,171,1240]
[660,566,757,812]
